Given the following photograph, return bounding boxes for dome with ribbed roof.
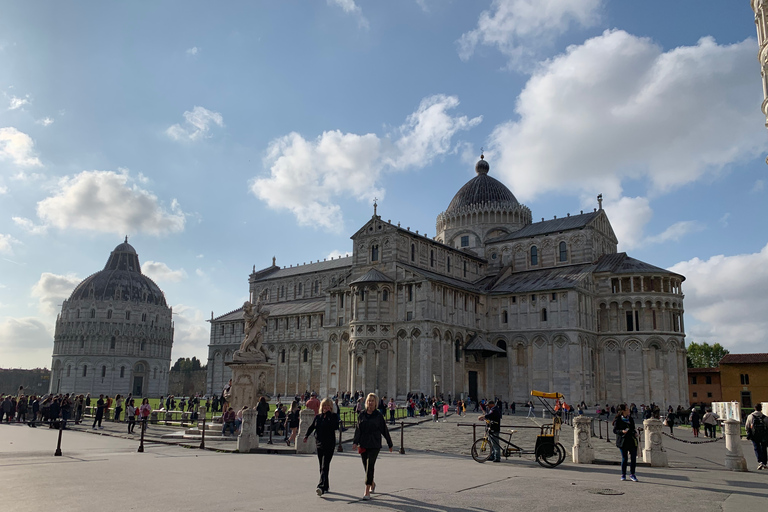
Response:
[67,238,166,306]
[445,156,519,214]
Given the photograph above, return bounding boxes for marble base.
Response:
[225,361,274,411]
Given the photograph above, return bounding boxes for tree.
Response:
[686,341,729,368]
[171,357,205,372]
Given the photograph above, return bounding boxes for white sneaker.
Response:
[758,463,765,470]
[316,488,323,497]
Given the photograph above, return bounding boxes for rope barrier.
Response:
[660,431,723,444]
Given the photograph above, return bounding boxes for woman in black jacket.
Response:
[353,393,393,501]
[613,403,639,482]
[304,398,339,497]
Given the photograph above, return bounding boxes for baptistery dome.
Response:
[50,239,174,398]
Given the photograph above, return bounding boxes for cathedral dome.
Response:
[445,156,519,214]
[67,238,167,306]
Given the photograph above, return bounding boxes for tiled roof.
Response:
[489,211,600,242]
[252,257,353,281]
[719,353,768,365]
[465,334,506,353]
[350,268,394,284]
[211,307,244,323]
[264,298,326,317]
[687,367,720,373]
[594,253,678,276]
[399,263,483,293]
[488,264,594,294]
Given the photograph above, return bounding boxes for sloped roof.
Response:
[594,253,678,276]
[211,307,244,323]
[719,353,768,365]
[265,298,326,317]
[350,268,393,284]
[687,367,720,374]
[399,263,483,293]
[465,334,506,353]
[489,211,600,243]
[252,256,353,281]
[488,264,594,294]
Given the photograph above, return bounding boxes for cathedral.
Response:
[206,156,689,407]
[49,240,174,397]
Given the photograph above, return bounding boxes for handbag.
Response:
[662,419,668,426]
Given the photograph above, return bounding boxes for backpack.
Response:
[751,414,768,441]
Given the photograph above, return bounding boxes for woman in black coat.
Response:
[303,398,339,497]
[353,393,393,501]
[613,403,639,482]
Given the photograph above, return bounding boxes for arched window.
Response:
[314,281,319,294]
[531,246,538,266]
[541,308,547,321]
[411,243,416,262]
[231,324,235,335]
[83,365,87,377]
[359,289,366,301]
[430,250,435,267]
[281,350,286,363]
[125,311,131,321]
[141,341,146,351]
[463,261,468,278]
[371,244,379,262]
[142,313,147,322]
[66,365,71,377]
[382,289,389,302]
[496,340,507,357]
[80,338,85,349]
[298,283,303,295]
[107,310,112,319]
[502,310,508,323]
[90,309,96,318]
[120,366,125,378]
[154,368,157,379]
[110,336,116,349]
[77,309,81,319]
[303,348,308,362]
[101,365,107,378]
[455,340,462,362]
[447,257,452,273]
[220,325,224,335]
[559,241,567,262]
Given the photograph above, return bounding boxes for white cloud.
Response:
[489,31,764,203]
[644,220,704,245]
[670,243,768,352]
[0,185,7,194]
[36,117,54,126]
[12,216,48,235]
[458,0,602,69]
[170,305,210,363]
[0,127,42,167]
[0,233,19,254]
[186,46,199,56]
[195,268,206,277]
[36,170,186,235]
[30,272,81,317]
[327,0,369,29]
[327,250,351,259]
[0,317,52,368]
[8,94,30,110]
[251,94,481,231]
[166,106,224,142]
[752,179,765,193]
[141,261,187,283]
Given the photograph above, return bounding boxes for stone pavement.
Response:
[1,416,766,511]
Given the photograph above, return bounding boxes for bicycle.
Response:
[471,419,566,468]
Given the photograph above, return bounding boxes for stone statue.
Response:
[233,300,270,363]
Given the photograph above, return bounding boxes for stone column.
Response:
[572,415,594,464]
[296,408,317,454]
[642,418,668,467]
[723,419,748,471]
[237,408,259,453]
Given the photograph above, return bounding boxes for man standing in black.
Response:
[478,400,502,462]
[92,394,105,429]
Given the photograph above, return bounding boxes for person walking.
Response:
[352,393,393,501]
[387,398,397,425]
[139,398,152,431]
[745,403,768,470]
[126,399,136,433]
[689,408,701,438]
[702,408,718,438]
[92,394,105,429]
[256,396,269,436]
[665,408,675,435]
[526,400,534,418]
[478,399,502,463]
[613,403,639,482]
[286,402,300,446]
[303,398,340,497]
[114,395,123,422]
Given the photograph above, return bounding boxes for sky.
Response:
[1,0,766,369]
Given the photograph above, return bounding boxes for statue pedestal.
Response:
[723,419,748,471]
[225,360,274,411]
[642,418,668,467]
[296,408,317,454]
[238,408,259,453]
[572,415,594,464]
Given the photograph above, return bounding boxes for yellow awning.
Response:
[530,390,564,399]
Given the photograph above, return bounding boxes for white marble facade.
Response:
[207,157,689,408]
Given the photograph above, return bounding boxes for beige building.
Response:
[207,156,689,407]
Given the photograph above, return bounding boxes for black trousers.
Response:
[92,411,103,428]
[316,445,335,491]
[256,415,267,436]
[360,448,380,486]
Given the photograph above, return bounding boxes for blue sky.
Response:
[1,0,766,369]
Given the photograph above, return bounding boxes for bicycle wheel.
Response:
[471,438,492,463]
[535,441,563,468]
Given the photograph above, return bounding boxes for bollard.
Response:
[399,421,405,454]
[571,416,594,463]
[54,421,63,456]
[337,417,344,452]
[199,406,207,450]
[606,422,611,443]
[723,419,747,471]
[138,418,146,453]
[642,418,668,467]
